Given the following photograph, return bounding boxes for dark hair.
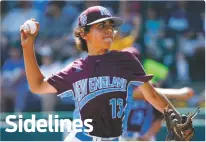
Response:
[74,26,91,52]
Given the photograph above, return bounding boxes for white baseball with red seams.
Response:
[23,20,37,34]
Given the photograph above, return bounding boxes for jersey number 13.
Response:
[109,98,123,119]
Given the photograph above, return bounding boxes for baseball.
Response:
[23,20,37,34]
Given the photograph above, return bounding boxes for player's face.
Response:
[87,20,114,52]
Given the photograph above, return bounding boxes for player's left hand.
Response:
[164,107,200,141]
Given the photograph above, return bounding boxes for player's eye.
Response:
[98,23,104,28]
[97,22,114,30]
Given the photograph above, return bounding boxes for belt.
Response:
[75,132,119,141]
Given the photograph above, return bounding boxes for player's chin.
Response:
[103,41,112,49]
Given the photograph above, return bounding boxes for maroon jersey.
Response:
[47,50,153,137]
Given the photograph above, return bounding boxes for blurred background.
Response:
[0,1,205,141]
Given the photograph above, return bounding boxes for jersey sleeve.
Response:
[126,51,153,83]
[46,64,74,94]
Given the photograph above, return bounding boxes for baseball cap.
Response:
[78,6,123,27]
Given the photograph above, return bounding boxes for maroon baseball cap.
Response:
[78,6,123,27]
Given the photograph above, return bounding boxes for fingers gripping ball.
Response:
[164,107,200,141]
[22,20,37,34]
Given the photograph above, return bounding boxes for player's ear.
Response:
[80,28,88,40]
[80,33,88,40]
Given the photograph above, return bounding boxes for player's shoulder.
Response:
[122,47,140,58]
[110,50,137,60]
[61,58,86,73]
[73,58,85,66]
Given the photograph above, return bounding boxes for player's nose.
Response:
[105,27,113,35]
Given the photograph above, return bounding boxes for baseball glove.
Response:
[164,106,200,141]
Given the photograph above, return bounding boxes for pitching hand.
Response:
[20,18,40,48]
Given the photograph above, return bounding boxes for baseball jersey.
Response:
[47,50,153,137]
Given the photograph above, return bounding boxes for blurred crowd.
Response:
[1,1,205,113]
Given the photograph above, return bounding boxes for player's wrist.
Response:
[22,43,35,52]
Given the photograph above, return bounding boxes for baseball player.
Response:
[20,6,190,141]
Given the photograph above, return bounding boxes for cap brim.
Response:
[87,17,123,27]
